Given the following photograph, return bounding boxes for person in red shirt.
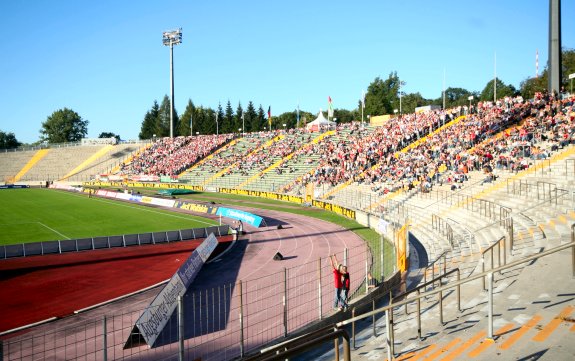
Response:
[329,254,350,311]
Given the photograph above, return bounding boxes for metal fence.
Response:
[0,225,230,260]
[1,239,398,361]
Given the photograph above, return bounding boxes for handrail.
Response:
[419,176,486,209]
[245,327,351,361]
[394,268,461,332]
[338,241,574,319]
[396,267,460,301]
[481,236,506,289]
[337,239,575,357]
[423,249,449,287]
[431,214,454,249]
[448,217,475,252]
[464,187,569,238]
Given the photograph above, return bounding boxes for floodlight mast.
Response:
[162,28,182,138]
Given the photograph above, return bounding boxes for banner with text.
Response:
[219,187,304,204]
[129,232,218,348]
[216,207,263,227]
[174,201,218,215]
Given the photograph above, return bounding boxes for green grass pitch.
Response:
[0,188,219,246]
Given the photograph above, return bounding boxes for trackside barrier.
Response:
[0,225,229,260]
[336,238,575,359]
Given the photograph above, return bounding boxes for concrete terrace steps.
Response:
[314,235,574,361]
[64,143,144,181]
[0,150,36,183]
[17,146,108,182]
[397,245,574,361]
[399,199,505,281]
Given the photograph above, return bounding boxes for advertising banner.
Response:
[149,197,175,208]
[0,184,30,189]
[140,196,153,204]
[216,207,263,227]
[115,192,132,201]
[218,188,304,204]
[174,201,218,214]
[130,233,218,348]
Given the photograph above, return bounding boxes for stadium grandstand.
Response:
[0,87,573,360]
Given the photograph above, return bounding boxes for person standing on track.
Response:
[329,254,350,311]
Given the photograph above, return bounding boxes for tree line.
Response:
[2,49,573,148]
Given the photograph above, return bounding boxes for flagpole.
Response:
[443,67,446,110]
[297,102,300,128]
[494,52,497,103]
[536,49,539,78]
[361,90,365,128]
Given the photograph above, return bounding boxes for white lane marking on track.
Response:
[240,213,341,332]
[63,191,216,226]
[37,222,70,239]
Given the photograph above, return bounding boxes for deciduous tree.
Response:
[0,130,21,149]
[40,108,88,143]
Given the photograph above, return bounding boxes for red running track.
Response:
[0,236,232,333]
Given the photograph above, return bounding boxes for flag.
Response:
[267,106,271,129]
[328,96,334,118]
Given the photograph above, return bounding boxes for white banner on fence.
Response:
[149,197,176,208]
[128,232,218,348]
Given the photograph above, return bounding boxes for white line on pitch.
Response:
[37,222,70,240]
[64,191,216,226]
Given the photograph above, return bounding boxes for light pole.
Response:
[215,112,219,136]
[394,109,398,118]
[241,113,245,136]
[468,95,474,114]
[162,28,182,138]
[570,73,575,94]
[282,123,286,131]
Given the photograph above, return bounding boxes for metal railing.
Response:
[393,268,461,340]
[423,249,449,289]
[481,236,507,290]
[337,236,575,360]
[506,179,570,207]
[0,225,230,260]
[245,325,350,361]
[431,214,454,249]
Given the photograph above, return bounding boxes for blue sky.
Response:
[1,0,574,143]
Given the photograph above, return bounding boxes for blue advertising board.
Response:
[216,207,263,227]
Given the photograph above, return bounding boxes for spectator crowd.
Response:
[114,92,574,196]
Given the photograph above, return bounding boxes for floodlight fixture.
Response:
[162,28,182,138]
[163,29,182,46]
